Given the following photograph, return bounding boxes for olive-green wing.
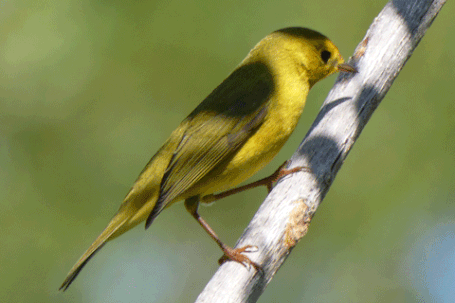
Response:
[145,61,274,227]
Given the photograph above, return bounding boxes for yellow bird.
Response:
[60,27,356,290]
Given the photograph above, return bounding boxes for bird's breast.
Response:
[195,83,309,196]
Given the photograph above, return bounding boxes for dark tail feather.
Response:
[59,243,105,291]
[59,216,128,291]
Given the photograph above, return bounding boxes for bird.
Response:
[60,27,356,291]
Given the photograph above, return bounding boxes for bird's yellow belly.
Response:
[184,106,302,198]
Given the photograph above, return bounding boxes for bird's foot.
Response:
[218,245,261,271]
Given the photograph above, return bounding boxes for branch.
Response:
[195,0,446,302]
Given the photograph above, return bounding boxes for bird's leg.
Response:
[184,197,261,271]
[201,161,310,203]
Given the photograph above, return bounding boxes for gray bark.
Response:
[195,0,447,302]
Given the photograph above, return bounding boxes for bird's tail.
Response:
[59,215,129,291]
[59,159,163,291]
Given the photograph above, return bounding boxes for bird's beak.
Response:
[337,62,357,73]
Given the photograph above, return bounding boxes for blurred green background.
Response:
[1,0,454,302]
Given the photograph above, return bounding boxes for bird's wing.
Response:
[146,61,274,227]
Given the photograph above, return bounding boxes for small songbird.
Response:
[60,27,356,290]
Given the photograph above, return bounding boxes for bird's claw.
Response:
[218,245,261,271]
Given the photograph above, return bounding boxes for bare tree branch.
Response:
[195,0,446,302]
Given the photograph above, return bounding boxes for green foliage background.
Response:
[1,1,454,302]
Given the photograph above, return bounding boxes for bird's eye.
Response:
[320,50,331,63]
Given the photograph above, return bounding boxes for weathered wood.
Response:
[195,0,446,302]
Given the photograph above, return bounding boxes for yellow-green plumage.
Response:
[60,27,351,290]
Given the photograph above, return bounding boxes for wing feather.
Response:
[145,61,274,227]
